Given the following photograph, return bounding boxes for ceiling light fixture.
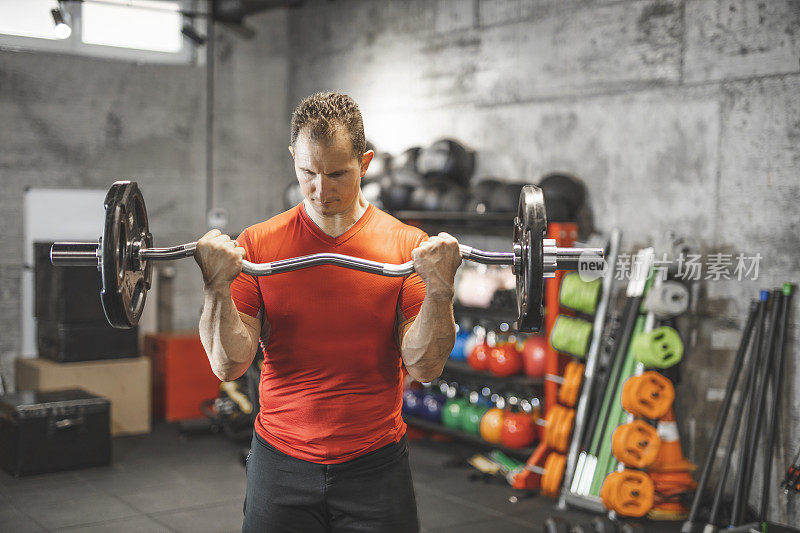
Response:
[51,4,72,39]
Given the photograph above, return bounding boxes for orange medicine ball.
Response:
[480,408,506,443]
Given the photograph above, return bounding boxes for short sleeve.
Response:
[230,228,262,318]
[398,232,428,320]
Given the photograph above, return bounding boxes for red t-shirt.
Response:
[230,202,427,464]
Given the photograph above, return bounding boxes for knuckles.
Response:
[412,235,461,268]
[415,237,459,255]
[196,233,239,258]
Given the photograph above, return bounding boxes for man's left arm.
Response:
[399,232,461,383]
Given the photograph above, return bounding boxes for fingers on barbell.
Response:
[418,235,458,251]
[411,244,434,261]
[198,233,240,254]
[413,240,436,256]
[438,233,461,254]
[209,234,235,248]
[201,228,222,240]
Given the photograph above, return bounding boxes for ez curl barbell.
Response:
[50,181,604,331]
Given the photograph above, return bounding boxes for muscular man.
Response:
[194,92,461,532]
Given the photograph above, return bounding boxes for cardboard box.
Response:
[15,357,151,436]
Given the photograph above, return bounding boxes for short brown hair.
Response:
[290,92,366,160]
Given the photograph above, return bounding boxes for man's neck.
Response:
[303,192,370,239]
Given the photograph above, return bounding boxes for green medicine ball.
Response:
[460,404,489,434]
[442,398,468,428]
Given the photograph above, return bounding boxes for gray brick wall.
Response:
[0,9,292,379]
[286,0,799,523]
[0,0,797,523]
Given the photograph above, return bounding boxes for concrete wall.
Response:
[0,0,797,523]
[0,10,292,373]
[287,0,800,523]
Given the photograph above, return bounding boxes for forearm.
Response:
[401,291,456,383]
[199,285,256,381]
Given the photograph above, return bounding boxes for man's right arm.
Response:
[199,286,261,382]
[195,229,261,382]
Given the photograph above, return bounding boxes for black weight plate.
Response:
[539,173,586,213]
[465,178,502,213]
[391,146,422,174]
[439,186,470,212]
[417,139,474,186]
[543,196,572,222]
[489,182,525,213]
[409,185,444,211]
[100,181,151,328]
[381,183,414,211]
[471,178,502,202]
[515,185,546,333]
[391,167,424,188]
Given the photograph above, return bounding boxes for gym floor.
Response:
[0,423,677,532]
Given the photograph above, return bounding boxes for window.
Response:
[82,0,182,53]
[0,0,62,40]
[0,0,197,64]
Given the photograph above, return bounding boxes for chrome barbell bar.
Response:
[51,241,601,278]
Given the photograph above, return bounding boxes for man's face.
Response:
[290,129,372,216]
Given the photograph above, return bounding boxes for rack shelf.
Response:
[397,210,544,468]
[394,211,515,236]
[442,359,543,389]
[452,304,517,324]
[394,211,515,224]
[403,415,536,461]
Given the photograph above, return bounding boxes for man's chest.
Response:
[257,266,405,332]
